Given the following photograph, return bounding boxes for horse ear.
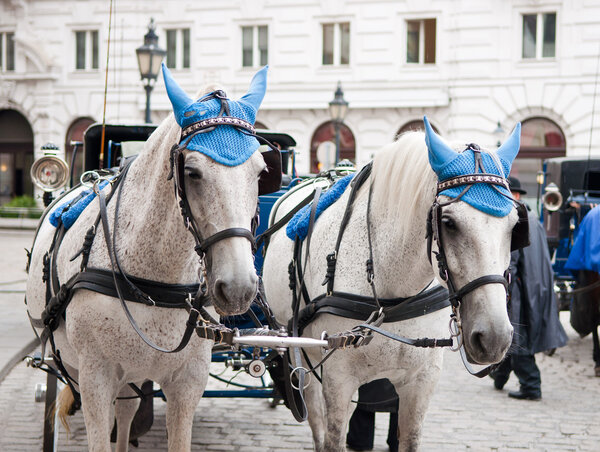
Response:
[162,63,193,117]
[497,123,521,165]
[423,116,458,174]
[239,65,268,113]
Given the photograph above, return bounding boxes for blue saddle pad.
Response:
[49,180,110,230]
[286,174,355,241]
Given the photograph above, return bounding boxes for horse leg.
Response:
[78,359,120,452]
[161,374,207,451]
[593,327,600,377]
[321,372,359,452]
[392,370,440,452]
[304,382,326,451]
[114,385,141,452]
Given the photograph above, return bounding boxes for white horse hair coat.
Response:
[262,129,519,451]
[26,67,268,451]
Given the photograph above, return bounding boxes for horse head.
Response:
[162,64,270,315]
[424,117,521,365]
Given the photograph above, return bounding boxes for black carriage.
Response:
[539,156,600,369]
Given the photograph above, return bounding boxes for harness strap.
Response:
[322,163,373,295]
[96,182,208,354]
[294,286,450,336]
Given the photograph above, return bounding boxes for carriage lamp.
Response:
[329,82,349,166]
[493,121,505,148]
[136,18,166,124]
[30,143,69,193]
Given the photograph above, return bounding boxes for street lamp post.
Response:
[328,82,349,166]
[493,120,505,148]
[136,18,166,124]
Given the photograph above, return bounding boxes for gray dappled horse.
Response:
[263,119,523,451]
[26,64,270,451]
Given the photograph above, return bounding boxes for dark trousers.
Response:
[493,353,541,394]
[346,407,398,452]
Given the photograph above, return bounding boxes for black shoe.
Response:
[508,390,541,400]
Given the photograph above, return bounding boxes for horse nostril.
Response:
[471,331,487,355]
[214,279,227,302]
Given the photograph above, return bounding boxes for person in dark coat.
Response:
[490,176,568,400]
[346,379,398,452]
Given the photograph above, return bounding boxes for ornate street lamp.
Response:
[493,120,505,148]
[136,18,166,124]
[328,81,349,166]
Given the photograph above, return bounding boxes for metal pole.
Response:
[334,120,341,166]
[144,84,153,124]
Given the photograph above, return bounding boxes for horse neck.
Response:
[114,125,198,283]
[365,168,437,297]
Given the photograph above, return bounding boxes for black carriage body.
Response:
[543,157,600,248]
[82,123,295,174]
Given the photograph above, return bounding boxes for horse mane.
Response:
[370,131,437,233]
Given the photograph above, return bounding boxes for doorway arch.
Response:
[0,109,34,203]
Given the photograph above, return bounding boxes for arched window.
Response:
[519,117,566,158]
[395,119,440,140]
[510,117,566,206]
[310,121,356,173]
[65,117,95,185]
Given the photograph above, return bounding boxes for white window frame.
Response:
[521,12,556,60]
[0,31,15,72]
[74,30,99,71]
[165,28,191,70]
[405,19,436,65]
[322,22,350,66]
[241,25,268,68]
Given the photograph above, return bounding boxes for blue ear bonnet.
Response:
[423,116,521,217]
[437,150,512,217]
[176,96,260,166]
[163,64,268,166]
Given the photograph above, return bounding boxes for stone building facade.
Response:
[1,0,599,203]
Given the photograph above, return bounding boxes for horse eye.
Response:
[442,217,457,231]
[184,167,202,180]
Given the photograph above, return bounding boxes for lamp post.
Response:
[493,120,505,148]
[328,81,349,166]
[136,18,166,124]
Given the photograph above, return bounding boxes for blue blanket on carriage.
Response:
[565,205,600,273]
[285,174,355,241]
[49,181,110,230]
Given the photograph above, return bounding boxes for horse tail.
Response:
[52,386,75,435]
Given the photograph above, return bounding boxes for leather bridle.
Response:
[166,91,262,267]
[425,145,530,375]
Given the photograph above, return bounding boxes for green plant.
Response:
[4,195,37,208]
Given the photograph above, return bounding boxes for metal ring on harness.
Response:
[290,366,312,390]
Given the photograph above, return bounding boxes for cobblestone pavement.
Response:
[0,311,599,451]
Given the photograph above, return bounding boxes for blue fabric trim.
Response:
[286,174,355,241]
[177,96,260,167]
[565,205,600,273]
[437,150,513,217]
[49,180,110,230]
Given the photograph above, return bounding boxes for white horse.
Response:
[262,119,522,451]
[26,65,270,451]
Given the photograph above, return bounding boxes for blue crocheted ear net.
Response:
[176,95,260,167]
[438,149,513,217]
